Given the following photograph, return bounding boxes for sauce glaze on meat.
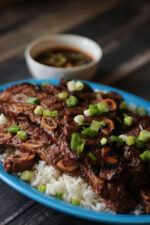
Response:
[0,79,150,214]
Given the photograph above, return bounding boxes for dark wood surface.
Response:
[0,0,150,224]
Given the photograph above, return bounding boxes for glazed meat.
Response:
[4,152,37,172]
[0,79,150,214]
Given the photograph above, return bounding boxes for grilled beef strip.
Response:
[4,152,37,172]
[0,116,80,175]
[0,80,150,213]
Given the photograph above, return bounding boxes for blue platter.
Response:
[0,79,150,224]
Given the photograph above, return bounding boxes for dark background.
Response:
[0,0,150,224]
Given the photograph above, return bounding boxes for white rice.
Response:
[0,148,112,213]
[0,103,144,214]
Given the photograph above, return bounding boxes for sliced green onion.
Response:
[82,128,98,138]
[99,121,106,127]
[71,199,80,206]
[59,56,67,65]
[124,116,133,126]
[139,130,150,142]
[38,184,46,192]
[71,133,85,154]
[55,192,64,199]
[140,150,150,161]
[43,110,58,117]
[67,81,76,92]
[66,96,79,107]
[88,152,97,161]
[89,104,99,115]
[97,102,109,113]
[57,92,68,99]
[79,122,90,126]
[88,103,109,116]
[26,97,40,105]
[123,113,128,117]
[119,134,127,141]
[136,107,147,116]
[117,138,123,147]
[74,115,84,124]
[42,82,49,87]
[20,170,33,181]
[8,125,20,134]
[119,101,127,110]
[110,135,123,147]
[89,108,99,116]
[34,106,44,116]
[100,137,108,145]
[84,109,90,116]
[90,120,100,132]
[75,81,84,91]
[110,135,119,142]
[17,130,28,141]
[125,136,134,146]
[134,138,145,149]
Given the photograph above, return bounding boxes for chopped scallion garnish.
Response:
[43,110,58,117]
[74,115,84,124]
[136,107,147,116]
[90,120,100,132]
[8,125,20,134]
[82,128,98,138]
[26,97,40,105]
[57,92,68,100]
[38,184,46,192]
[71,133,85,154]
[134,138,145,149]
[79,122,91,126]
[119,101,127,110]
[55,192,64,199]
[75,81,84,91]
[125,136,134,146]
[110,135,119,142]
[17,130,28,140]
[67,81,76,92]
[66,96,79,107]
[99,121,106,127]
[88,152,97,161]
[100,137,108,145]
[97,102,109,113]
[34,106,44,116]
[20,170,33,181]
[124,116,133,126]
[71,199,80,206]
[138,130,150,142]
[140,150,150,161]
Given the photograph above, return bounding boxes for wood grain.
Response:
[7,203,99,225]
[114,62,150,101]
[0,0,122,64]
[0,0,69,34]
[0,181,32,223]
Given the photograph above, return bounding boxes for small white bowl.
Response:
[25,34,103,80]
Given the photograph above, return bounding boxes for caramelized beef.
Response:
[0,79,150,214]
[4,152,37,172]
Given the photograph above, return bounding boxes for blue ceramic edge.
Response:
[0,78,150,224]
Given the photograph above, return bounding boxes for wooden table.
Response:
[0,0,150,224]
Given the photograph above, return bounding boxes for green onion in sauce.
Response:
[35,47,92,68]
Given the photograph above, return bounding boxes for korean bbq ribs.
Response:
[0,79,150,214]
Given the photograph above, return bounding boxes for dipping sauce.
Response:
[35,47,93,68]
